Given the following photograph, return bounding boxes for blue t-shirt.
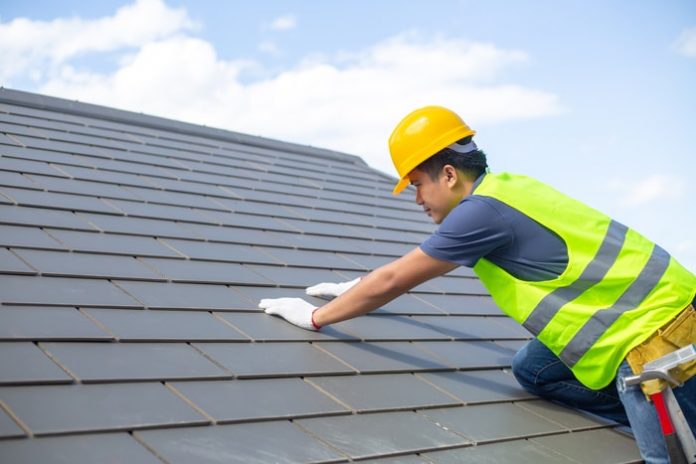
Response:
[420,174,569,281]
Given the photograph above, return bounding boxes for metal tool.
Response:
[624,344,696,464]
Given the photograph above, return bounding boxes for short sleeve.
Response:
[419,196,512,267]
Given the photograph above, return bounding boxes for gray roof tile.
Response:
[105,198,213,223]
[45,229,181,257]
[140,257,274,285]
[136,420,347,463]
[0,248,36,274]
[420,403,566,443]
[0,342,72,384]
[76,212,196,238]
[354,455,429,463]
[113,280,253,310]
[161,238,280,264]
[296,411,470,460]
[307,373,460,412]
[84,308,248,342]
[529,428,642,463]
[417,370,534,404]
[423,439,576,463]
[409,315,530,341]
[40,342,230,382]
[0,224,66,250]
[195,208,299,231]
[0,407,25,439]
[0,276,139,307]
[169,378,349,422]
[0,307,111,341]
[0,205,94,230]
[247,264,348,287]
[0,155,69,177]
[13,249,164,280]
[0,186,120,214]
[517,399,615,429]
[413,341,517,369]
[24,173,143,201]
[255,246,359,270]
[0,433,162,464]
[333,315,450,341]
[414,294,503,316]
[372,294,447,315]
[0,170,41,190]
[193,342,356,378]
[0,383,208,435]
[177,223,293,246]
[315,341,452,373]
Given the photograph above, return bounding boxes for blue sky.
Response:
[2,0,695,271]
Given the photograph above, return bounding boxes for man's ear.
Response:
[442,164,458,188]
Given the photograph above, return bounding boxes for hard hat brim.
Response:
[392,177,409,196]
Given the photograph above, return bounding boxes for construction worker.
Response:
[259,106,696,464]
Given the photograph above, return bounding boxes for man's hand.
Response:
[259,297,320,331]
[306,277,361,299]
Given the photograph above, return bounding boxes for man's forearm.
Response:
[312,247,457,327]
[312,267,402,326]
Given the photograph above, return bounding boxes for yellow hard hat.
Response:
[389,106,476,195]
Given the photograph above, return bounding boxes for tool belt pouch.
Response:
[625,304,696,398]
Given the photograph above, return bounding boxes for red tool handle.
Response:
[651,391,687,464]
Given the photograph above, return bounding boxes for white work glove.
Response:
[306,277,361,299]
[259,298,320,331]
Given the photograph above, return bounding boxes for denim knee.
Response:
[511,343,537,392]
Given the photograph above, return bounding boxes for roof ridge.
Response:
[0,87,388,174]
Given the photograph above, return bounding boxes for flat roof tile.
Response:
[14,249,163,280]
[193,342,356,378]
[0,342,72,385]
[169,378,348,422]
[315,341,452,373]
[296,411,469,460]
[0,307,111,341]
[40,342,229,382]
[0,433,162,464]
[0,383,207,435]
[113,280,253,310]
[0,276,139,307]
[84,308,248,342]
[136,420,346,464]
[307,373,459,412]
[420,403,565,443]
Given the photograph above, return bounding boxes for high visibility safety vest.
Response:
[472,173,696,389]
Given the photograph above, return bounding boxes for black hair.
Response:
[416,136,488,180]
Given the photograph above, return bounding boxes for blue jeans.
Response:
[512,339,696,464]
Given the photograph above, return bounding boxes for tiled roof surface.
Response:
[0,88,642,463]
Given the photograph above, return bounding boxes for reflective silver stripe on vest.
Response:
[559,244,671,367]
[523,220,628,335]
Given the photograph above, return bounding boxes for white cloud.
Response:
[258,40,279,54]
[610,174,686,207]
[7,1,562,176]
[0,0,195,84]
[269,14,297,31]
[673,26,696,57]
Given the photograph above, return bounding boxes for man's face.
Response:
[408,167,460,224]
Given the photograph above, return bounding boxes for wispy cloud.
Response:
[673,26,696,57]
[0,0,195,84]
[4,1,562,175]
[258,40,279,55]
[610,174,686,207]
[269,14,297,31]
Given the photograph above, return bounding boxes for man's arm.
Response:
[313,247,457,326]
